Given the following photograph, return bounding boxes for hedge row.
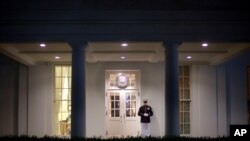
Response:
[0,136,234,141]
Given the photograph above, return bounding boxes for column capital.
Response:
[162,41,182,48]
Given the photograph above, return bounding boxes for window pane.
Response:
[115,110,120,117]
[110,81,115,87]
[131,109,136,117]
[55,66,62,77]
[179,89,183,99]
[55,78,62,88]
[62,89,69,100]
[61,101,69,112]
[180,124,184,134]
[183,89,190,99]
[68,91,71,101]
[62,67,69,77]
[179,78,183,88]
[68,78,71,88]
[68,67,72,77]
[183,78,189,88]
[183,102,190,111]
[62,77,69,89]
[54,101,61,113]
[115,101,120,108]
[131,95,136,100]
[111,110,114,117]
[131,80,136,87]
[126,101,130,108]
[61,113,69,121]
[184,124,190,134]
[55,89,62,100]
[180,112,184,122]
[126,109,130,117]
[183,66,190,76]
[126,94,130,100]
[130,74,135,80]
[179,102,183,111]
[184,112,190,123]
[131,101,136,109]
[111,101,114,108]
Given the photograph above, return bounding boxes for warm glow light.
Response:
[40,43,46,47]
[202,43,208,47]
[121,56,126,59]
[55,56,61,59]
[187,56,192,59]
[121,43,128,47]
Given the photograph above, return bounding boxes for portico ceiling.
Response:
[0,42,249,66]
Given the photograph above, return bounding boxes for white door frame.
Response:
[105,70,141,138]
[105,89,140,137]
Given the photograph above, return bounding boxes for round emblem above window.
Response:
[116,73,129,89]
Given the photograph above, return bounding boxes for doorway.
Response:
[105,70,140,137]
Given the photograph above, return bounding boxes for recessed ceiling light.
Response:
[121,43,128,47]
[187,56,192,59]
[202,43,208,47]
[40,43,46,48]
[121,56,126,59]
[54,56,60,59]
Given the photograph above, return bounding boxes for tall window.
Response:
[179,66,191,135]
[54,65,72,136]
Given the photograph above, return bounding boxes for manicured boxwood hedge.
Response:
[0,136,233,141]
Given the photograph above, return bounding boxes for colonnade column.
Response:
[69,42,88,138]
[163,42,181,136]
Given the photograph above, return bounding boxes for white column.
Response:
[163,42,181,136]
[69,42,87,138]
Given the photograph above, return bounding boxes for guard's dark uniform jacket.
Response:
[138,105,153,123]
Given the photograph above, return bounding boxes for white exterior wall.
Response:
[191,64,227,137]
[216,65,227,136]
[191,65,217,137]
[28,63,53,137]
[18,65,29,135]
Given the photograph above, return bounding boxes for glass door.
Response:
[106,90,139,137]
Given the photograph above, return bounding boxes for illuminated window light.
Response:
[40,43,46,48]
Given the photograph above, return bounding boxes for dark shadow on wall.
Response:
[247,67,250,124]
[0,53,28,136]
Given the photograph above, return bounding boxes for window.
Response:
[179,66,191,135]
[109,92,120,117]
[54,65,72,136]
[125,92,137,117]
